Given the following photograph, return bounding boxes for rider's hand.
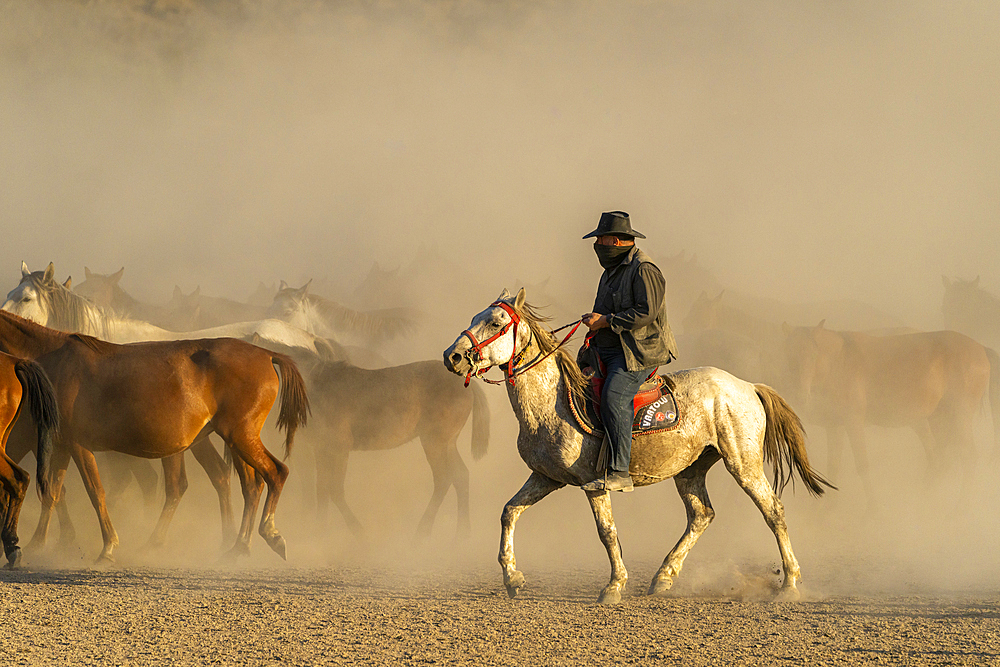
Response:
[581,313,609,331]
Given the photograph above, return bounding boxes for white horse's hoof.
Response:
[775,586,801,602]
[597,586,623,605]
[504,571,525,598]
[648,576,673,597]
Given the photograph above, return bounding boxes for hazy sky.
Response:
[2,0,997,326]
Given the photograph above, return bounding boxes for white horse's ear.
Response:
[279,280,288,290]
[514,287,526,310]
[111,267,124,284]
[43,263,55,283]
[300,279,312,295]
[21,261,29,278]
[85,267,93,279]
[496,288,511,302]
[63,276,72,289]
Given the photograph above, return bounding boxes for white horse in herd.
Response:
[4,262,334,358]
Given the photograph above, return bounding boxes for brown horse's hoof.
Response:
[93,554,116,568]
[3,548,21,569]
[504,571,525,599]
[647,576,673,597]
[221,542,251,563]
[265,535,287,560]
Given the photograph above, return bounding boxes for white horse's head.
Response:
[443,287,531,380]
[2,261,62,326]
[266,280,313,331]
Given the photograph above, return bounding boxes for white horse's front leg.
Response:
[586,489,628,604]
[499,472,564,599]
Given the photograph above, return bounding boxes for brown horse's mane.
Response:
[513,301,589,401]
[0,308,69,344]
[68,332,115,353]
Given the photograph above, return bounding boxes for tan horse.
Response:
[305,359,489,537]
[0,309,308,562]
[782,322,1000,499]
[0,352,59,568]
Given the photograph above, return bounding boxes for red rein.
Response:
[460,301,520,387]
[460,301,582,388]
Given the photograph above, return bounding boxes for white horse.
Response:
[266,280,418,344]
[5,263,335,357]
[443,288,832,604]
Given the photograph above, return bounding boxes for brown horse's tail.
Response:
[13,360,59,498]
[754,383,835,497]
[986,348,1000,457]
[271,354,310,460]
[470,381,490,461]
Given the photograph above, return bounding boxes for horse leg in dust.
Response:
[450,443,471,538]
[188,437,235,543]
[225,455,263,558]
[317,444,363,537]
[415,436,458,540]
[498,472,564,599]
[68,444,120,563]
[929,410,978,507]
[0,452,30,568]
[54,487,77,547]
[722,441,803,600]
[846,421,878,510]
[826,426,846,488]
[144,453,188,549]
[912,420,938,486]
[649,448,722,596]
[227,431,288,559]
[27,447,71,552]
[585,489,629,604]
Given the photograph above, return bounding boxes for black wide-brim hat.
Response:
[582,211,646,240]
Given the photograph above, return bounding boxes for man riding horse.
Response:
[580,211,678,493]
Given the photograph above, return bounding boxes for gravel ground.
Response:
[3,564,999,666]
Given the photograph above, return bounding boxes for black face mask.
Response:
[594,243,631,269]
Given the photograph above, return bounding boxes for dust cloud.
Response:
[2,1,1000,598]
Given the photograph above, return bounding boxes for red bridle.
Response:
[460,301,521,387]
[459,301,583,388]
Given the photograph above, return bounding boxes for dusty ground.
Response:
[2,562,999,666]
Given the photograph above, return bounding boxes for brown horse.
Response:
[0,309,308,562]
[942,275,1000,349]
[0,352,59,568]
[305,359,489,536]
[783,322,1000,500]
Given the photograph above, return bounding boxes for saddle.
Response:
[569,340,680,437]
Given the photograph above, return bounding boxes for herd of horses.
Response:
[0,255,997,604]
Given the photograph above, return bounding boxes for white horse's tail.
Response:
[470,381,491,461]
[754,384,835,497]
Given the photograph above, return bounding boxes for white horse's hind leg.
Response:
[499,472,563,599]
[649,448,721,596]
[727,462,803,600]
[585,489,628,604]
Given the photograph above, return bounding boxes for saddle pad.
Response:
[568,374,680,437]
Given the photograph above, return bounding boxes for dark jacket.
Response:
[589,246,678,372]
